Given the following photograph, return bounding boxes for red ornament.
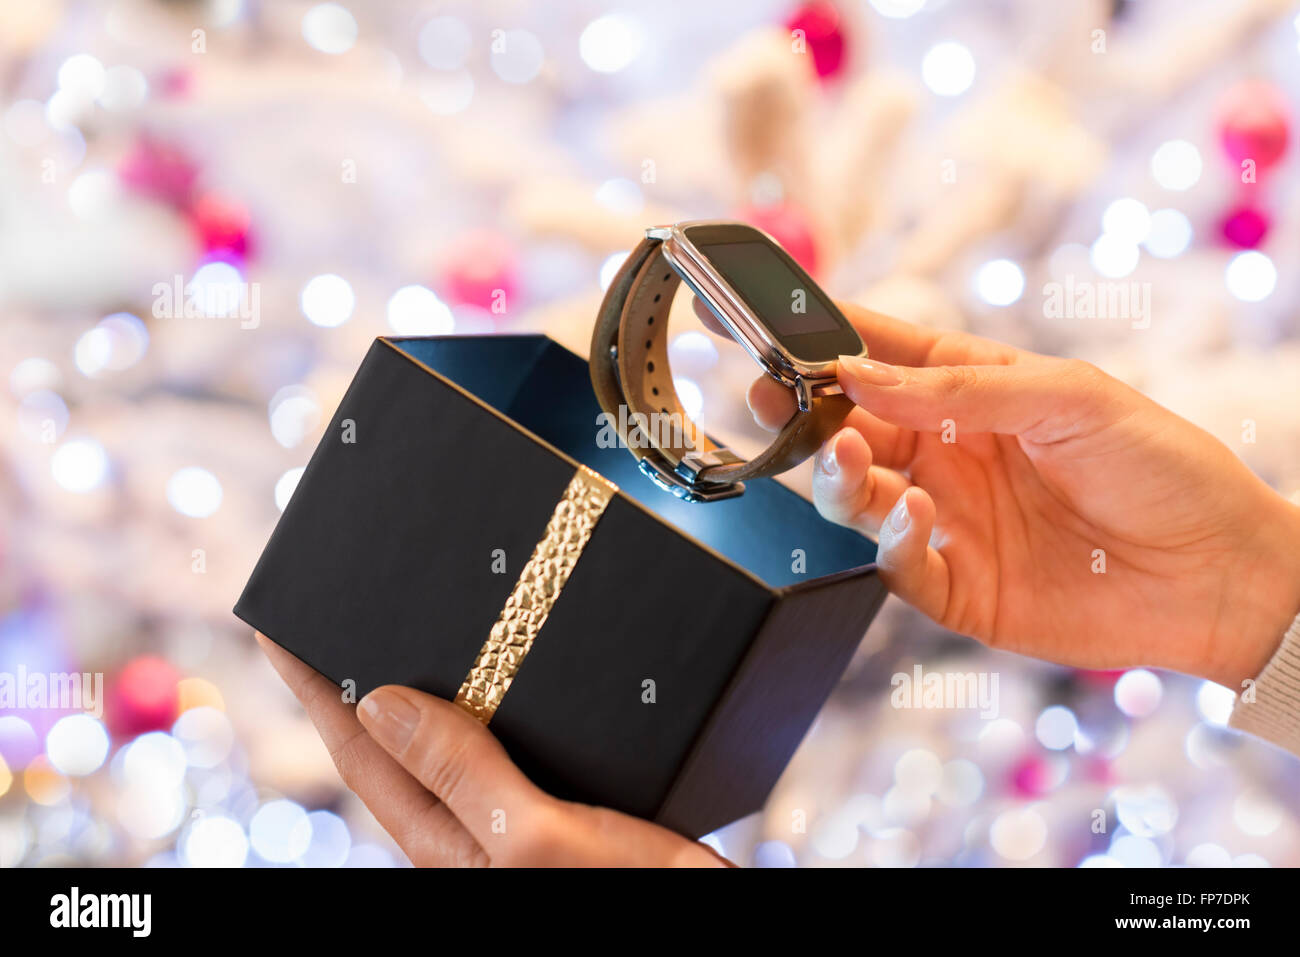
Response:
[117,136,198,208]
[107,656,180,737]
[440,230,519,313]
[737,202,820,275]
[1217,79,1290,174]
[1219,205,1270,248]
[1075,668,1124,688]
[188,192,254,261]
[784,1,847,81]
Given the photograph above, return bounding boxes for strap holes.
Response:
[653,294,661,303]
[663,273,671,281]
[646,361,655,373]
[647,316,654,325]
[652,387,659,396]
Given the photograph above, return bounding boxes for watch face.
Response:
[684,223,863,364]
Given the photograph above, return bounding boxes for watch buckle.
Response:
[637,450,745,503]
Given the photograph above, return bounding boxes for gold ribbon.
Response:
[454,465,617,724]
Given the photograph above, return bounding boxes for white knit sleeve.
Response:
[1229,612,1300,756]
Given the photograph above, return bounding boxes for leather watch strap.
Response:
[590,236,854,492]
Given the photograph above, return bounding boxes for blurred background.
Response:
[2,0,1300,868]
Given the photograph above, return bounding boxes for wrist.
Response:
[1210,494,1300,689]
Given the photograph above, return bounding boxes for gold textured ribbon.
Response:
[454,465,617,724]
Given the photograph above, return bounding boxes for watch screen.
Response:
[687,225,862,363]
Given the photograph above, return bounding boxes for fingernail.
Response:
[839,355,903,387]
[821,432,842,477]
[888,495,911,534]
[358,688,419,752]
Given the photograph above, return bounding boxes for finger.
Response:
[691,295,733,339]
[836,355,1117,442]
[255,634,485,866]
[812,427,914,535]
[875,487,950,623]
[838,302,941,366]
[357,685,554,858]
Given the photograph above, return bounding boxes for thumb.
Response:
[875,486,950,624]
[357,685,552,850]
[837,354,1114,441]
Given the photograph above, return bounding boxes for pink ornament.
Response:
[784,1,848,81]
[154,67,193,100]
[188,192,254,260]
[1217,79,1290,173]
[1009,755,1055,798]
[117,136,198,208]
[440,230,519,313]
[738,202,820,275]
[1219,205,1270,248]
[107,656,180,737]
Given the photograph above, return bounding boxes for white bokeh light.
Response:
[58,55,106,99]
[921,42,976,97]
[98,65,147,111]
[1035,706,1078,751]
[300,273,355,328]
[5,99,49,147]
[1195,680,1236,726]
[975,258,1025,306]
[668,332,718,373]
[990,808,1047,861]
[188,261,246,318]
[172,707,234,769]
[869,0,927,17]
[302,3,357,55]
[386,285,454,335]
[419,70,474,115]
[1225,251,1277,303]
[45,715,110,776]
[300,810,352,868]
[250,799,313,863]
[1143,208,1193,259]
[490,30,544,84]
[275,466,306,512]
[74,326,113,377]
[1101,198,1151,244]
[594,178,644,215]
[1150,139,1202,191]
[52,438,109,493]
[1110,833,1163,867]
[1114,668,1163,717]
[418,16,472,69]
[673,378,704,421]
[166,467,223,518]
[268,385,321,448]
[75,313,147,375]
[1090,234,1140,279]
[183,816,248,868]
[1233,790,1283,837]
[67,168,120,220]
[579,15,645,74]
[1187,843,1233,867]
[599,251,629,291]
[1114,784,1178,837]
[10,357,61,397]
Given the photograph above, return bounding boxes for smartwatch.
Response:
[590,220,865,502]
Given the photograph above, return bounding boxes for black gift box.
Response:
[235,335,886,838]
